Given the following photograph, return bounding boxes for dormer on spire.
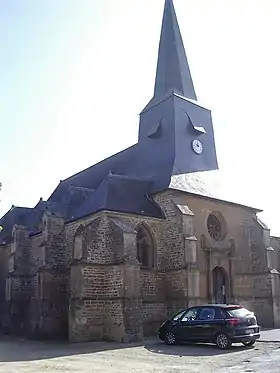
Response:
[153,0,197,102]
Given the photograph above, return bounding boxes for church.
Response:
[0,0,280,342]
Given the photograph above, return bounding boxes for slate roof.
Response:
[49,145,139,203]
[0,171,165,244]
[149,0,197,107]
[71,174,164,221]
[0,207,34,244]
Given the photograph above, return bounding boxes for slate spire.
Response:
[153,0,197,101]
[139,0,218,178]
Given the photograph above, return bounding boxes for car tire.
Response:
[242,340,256,347]
[215,333,232,350]
[164,332,177,345]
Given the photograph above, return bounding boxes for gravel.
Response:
[0,338,278,373]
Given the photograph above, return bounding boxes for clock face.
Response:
[192,139,203,155]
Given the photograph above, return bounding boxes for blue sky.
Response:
[1,0,280,234]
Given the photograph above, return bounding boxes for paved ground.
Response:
[259,328,280,342]
[0,334,280,373]
[224,351,280,373]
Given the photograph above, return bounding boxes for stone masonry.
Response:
[0,188,279,341]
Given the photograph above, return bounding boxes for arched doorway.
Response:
[212,267,229,304]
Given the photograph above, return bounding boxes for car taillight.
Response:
[227,318,240,326]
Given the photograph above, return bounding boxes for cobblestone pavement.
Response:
[0,337,279,373]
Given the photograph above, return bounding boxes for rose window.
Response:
[207,213,223,241]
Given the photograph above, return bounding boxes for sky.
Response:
[1,0,280,235]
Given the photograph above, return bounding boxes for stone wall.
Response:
[66,191,196,342]
[69,298,105,342]
[67,188,278,339]
[1,187,278,340]
[2,212,69,338]
[268,237,280,328]
[38,270,69,339]
[248,220,273,327]
[270,237,280,272]
[157,190,276,328]
[0,245,8,331]
[69,215,141,342]
[67,192,191,342]
[140,269,166,336]
[5,226,37,336]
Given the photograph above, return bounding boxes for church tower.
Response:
[138,0,218,180]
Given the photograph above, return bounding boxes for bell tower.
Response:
[138,0,218,179]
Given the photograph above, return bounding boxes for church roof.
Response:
[70,174,164,221]
[0,206,32,230]
[49,145,139,203]
[0,206,34,244]
[0,172,164,244]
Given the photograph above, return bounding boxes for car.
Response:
[158,304,260,349]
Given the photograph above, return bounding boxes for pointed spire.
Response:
[153,0,197,101]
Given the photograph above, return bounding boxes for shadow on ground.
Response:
[145,342,254,357]
[0,337,135,362]
[0,336,253,362]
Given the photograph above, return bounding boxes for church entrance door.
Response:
[212,267,229,304]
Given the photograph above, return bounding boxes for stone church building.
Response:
[0,0,280,342]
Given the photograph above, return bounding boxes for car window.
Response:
[214,307,227,319]
[227,307,253,318]
[181,308,199,322]
[198,307,215,320]
[171,310,186,321]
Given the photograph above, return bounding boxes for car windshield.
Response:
[171,310,186,321]
[227,307,253,318]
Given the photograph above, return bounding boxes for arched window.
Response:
[136,225,155,268]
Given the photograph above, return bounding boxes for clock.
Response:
[192,139,203,155]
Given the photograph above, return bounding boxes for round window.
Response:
[207,212,226,241]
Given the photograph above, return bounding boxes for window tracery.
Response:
[207,212,227,242]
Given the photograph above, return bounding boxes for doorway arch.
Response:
[212,267,229,304]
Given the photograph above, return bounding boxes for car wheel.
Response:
[215,333,232,350]
[164,332,176,345]
[242,340,256,347]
